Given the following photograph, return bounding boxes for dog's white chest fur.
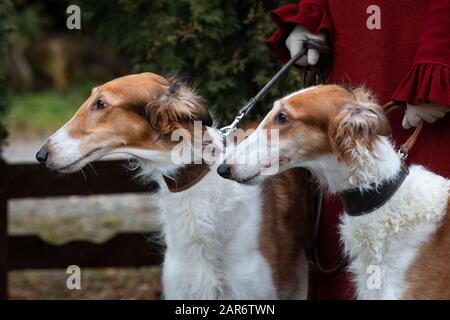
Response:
[152,171,277,299]
[340,166,449,299]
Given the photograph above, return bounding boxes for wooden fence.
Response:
[0,158,164,299]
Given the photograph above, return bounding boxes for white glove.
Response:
[285,25,326,66]
[402,103,449,129]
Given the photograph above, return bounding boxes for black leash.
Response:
[219,38,343,276]
[220,38,331,139]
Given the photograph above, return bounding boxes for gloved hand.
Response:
[402,103,449,129]
[285,25,326,66]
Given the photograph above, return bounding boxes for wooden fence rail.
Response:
[0,158,163,299]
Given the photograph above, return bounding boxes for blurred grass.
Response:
[8,79,98,134]
[10,267,162,300]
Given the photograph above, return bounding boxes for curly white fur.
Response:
[307,137,449,299]
[340,165,449,299]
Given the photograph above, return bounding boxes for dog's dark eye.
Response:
[276,112,289,124]
[93,99,107,110]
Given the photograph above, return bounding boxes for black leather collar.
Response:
[338,162,409,216]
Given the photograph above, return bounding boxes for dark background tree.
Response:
[0,0,14,150]
[2,0,299,146]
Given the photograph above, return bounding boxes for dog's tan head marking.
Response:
[218,84,391,184]
[265,85,390,159]
[36,72,212,173]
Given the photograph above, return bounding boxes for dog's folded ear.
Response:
[329,95,391,164]
[146,78,213,136]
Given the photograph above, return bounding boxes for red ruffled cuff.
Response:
[267,0,333,63]
[392,63,450,107]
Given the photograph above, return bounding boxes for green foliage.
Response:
[0,0,14,149]
[8,79,98,133]
[10,2,47,49]
[81,0,298,124]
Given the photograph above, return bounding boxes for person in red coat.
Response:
[267,0,450,299]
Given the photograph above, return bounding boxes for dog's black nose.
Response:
[36,146,49,164]
[217,164,231,179]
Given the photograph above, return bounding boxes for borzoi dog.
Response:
[218,85,450,299]
[36,72,311,299]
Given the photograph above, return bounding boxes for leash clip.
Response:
[220,113,245,153]
[398,149,408,160]
[397,150,410,176]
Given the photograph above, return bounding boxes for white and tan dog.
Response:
[36,72,312,299]
[218,85,450,299]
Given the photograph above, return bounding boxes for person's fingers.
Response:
[286,36,302,55]
[428,108,446,118]
[411,114,421,127]
[296,48,320,66]
[286,25,327,65]
[436,110,446,118]
[420,112,437,123]
[307,48,320,65]
[402,114,411,129]
[287,39,309,66]
[296,53,309,66]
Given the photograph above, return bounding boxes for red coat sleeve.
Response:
[392,0,450,107]
[267,0,333,63]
